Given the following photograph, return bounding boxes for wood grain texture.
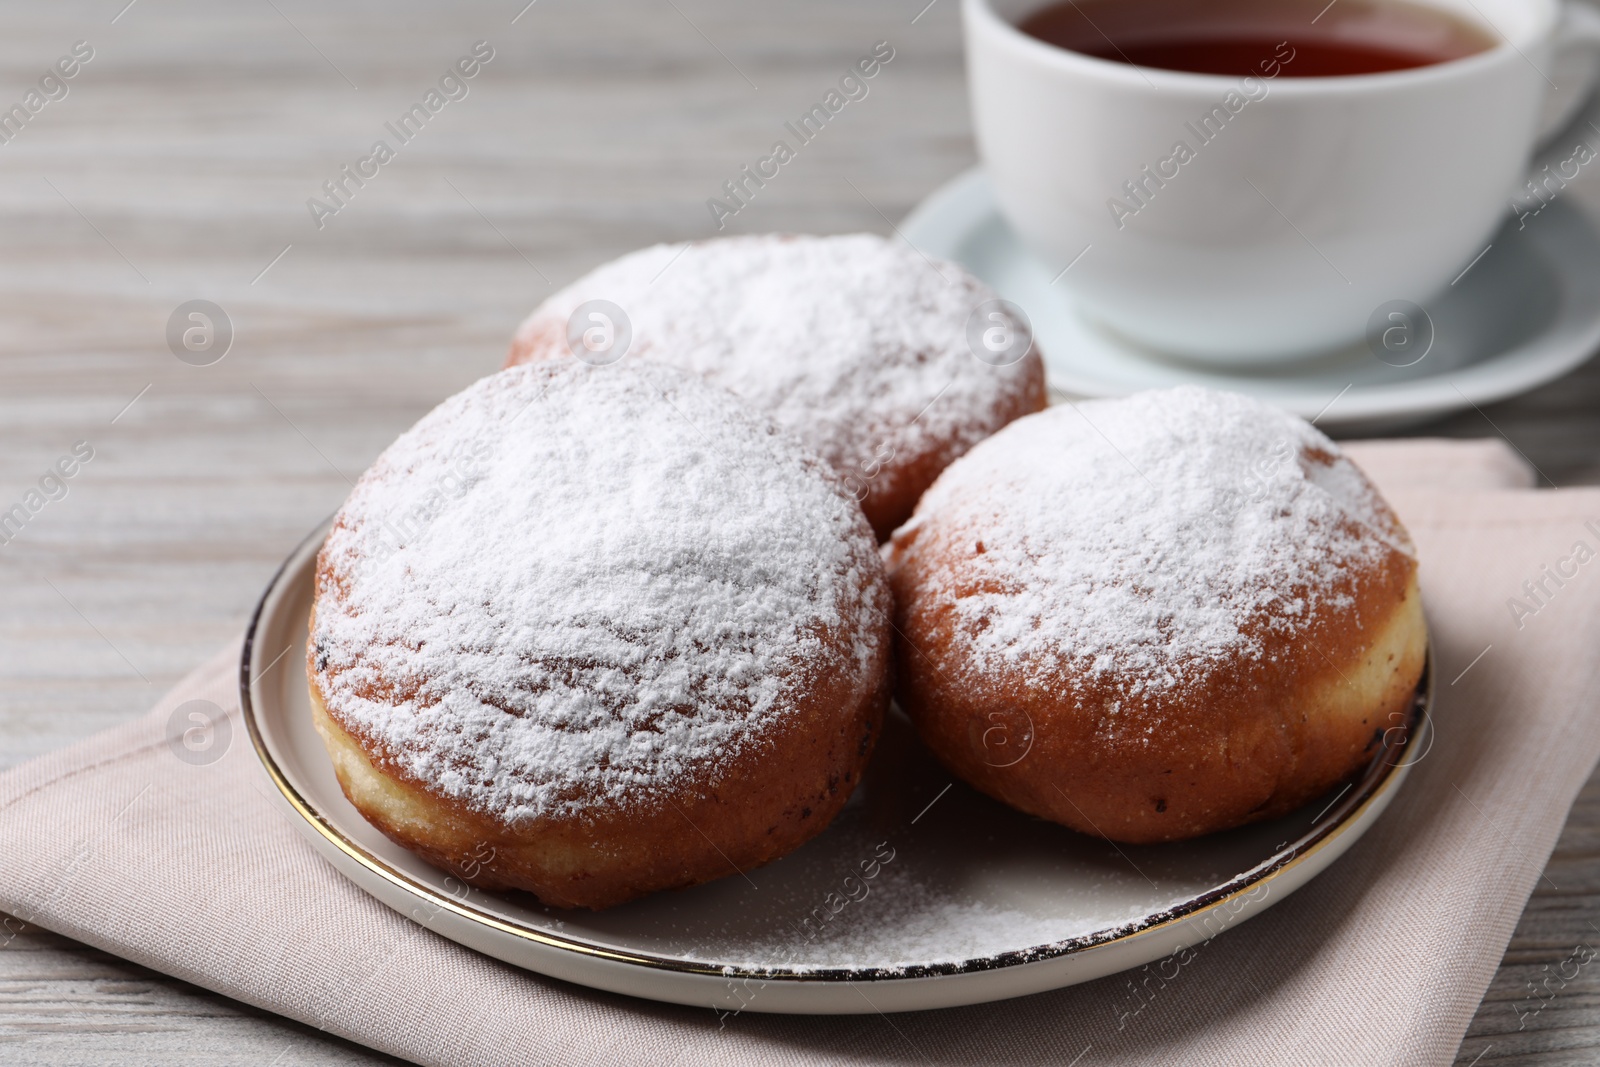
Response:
[0,0,1596,1063]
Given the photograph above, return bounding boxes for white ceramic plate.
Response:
[244,520,1433,1015]
[901,168,1600,433]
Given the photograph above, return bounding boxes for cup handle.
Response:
[1525,1,1600,183]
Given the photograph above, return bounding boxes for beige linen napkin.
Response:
[1,438,1595,1067]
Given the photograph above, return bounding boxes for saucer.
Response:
[901,169,1600,433]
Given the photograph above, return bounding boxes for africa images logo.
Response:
[0,441,95,548]
[306,42,495,230]
[1105,42,1297,230]
[0,40,94,146]
[705,41,895,230]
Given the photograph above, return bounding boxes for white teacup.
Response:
[965,0,1600,363]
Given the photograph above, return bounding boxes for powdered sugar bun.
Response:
[506,233,1047,540]
[309,361,893,909]
[886,386,1427,844]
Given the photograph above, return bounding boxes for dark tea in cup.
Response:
[1018,0,1497,77]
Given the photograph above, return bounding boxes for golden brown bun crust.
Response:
[309,601,890,910]
[306,361,894,910]
[891,558,1424,843]
[851,360,1046,541]
[886,395,1428,844]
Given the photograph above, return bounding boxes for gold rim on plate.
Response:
[241,518,1433,983]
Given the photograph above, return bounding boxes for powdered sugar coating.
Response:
[889,387,1413,700]
[510,234,1044,533]
[311,361,890,825]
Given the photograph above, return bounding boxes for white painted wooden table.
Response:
[0,1,1597,1062]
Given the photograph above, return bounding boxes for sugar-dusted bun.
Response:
[506,234,1047,539]
[886,386,1427,844]
[309,361,892,909]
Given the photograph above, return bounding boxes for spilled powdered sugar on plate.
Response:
[310,361,888,825]
[514,233,1034,480]
[687,862,1186,971]
[893,386,1413,699]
